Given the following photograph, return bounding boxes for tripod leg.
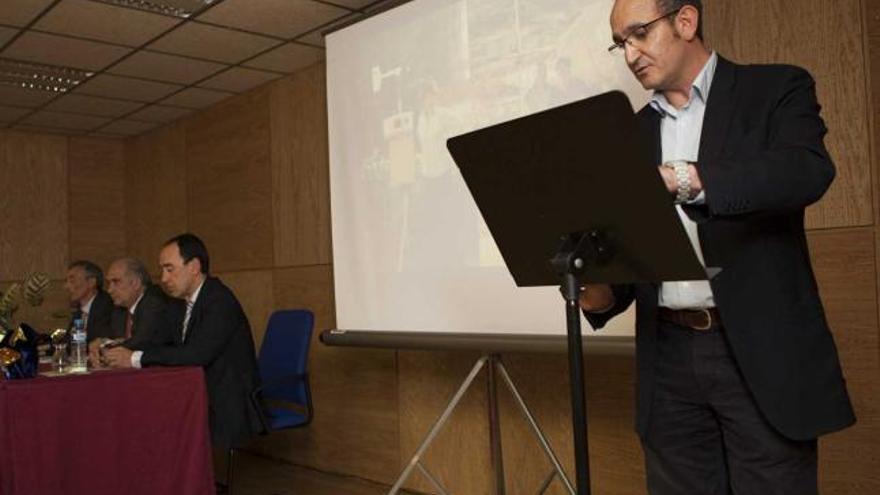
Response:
[496,360,576,495]
[387,354,490,494]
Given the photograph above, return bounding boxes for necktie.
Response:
[125,312,133,339]
[182,300,194,342]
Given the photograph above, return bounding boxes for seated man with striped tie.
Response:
[89,258,174,366]
[103,233,265,451]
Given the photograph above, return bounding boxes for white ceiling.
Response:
[0,0,397,138]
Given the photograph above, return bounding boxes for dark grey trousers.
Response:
[643,320,818,495]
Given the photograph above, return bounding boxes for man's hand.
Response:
[103,347,134,368]
[579,284,615,313]
[88,339,103,368]
[658,163,703,198]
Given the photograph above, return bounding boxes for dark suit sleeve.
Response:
[125,292,175,349]
[139,291,240,367]
[87,293,122,342]
[700,68,835,217]
[583,284,635,330]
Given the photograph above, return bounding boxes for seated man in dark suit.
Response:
[64,260,118,342]
[90,258,174,365]
[104,234,265,451]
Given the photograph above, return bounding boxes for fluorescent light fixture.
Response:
[93,0,216,18]
[0,58,94,94]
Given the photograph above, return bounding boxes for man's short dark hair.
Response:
[68,260,104,290]
[656,0,703,39]
[165,233,210,274]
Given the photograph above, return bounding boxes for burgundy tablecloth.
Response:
[0,367,214,495]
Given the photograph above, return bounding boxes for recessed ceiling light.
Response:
[0,58,93,94]
[93,0,216,18]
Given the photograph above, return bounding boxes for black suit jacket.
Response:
[73,290,121,343]
[136,276,264,449]
[588,56,855,441]
[120,284,175,348]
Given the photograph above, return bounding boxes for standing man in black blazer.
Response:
[579,1,855,494]
[104,234,265,451]
[64,260,118,342]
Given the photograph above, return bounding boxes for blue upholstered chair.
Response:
[256,309,315,430]
[225,309,314,494]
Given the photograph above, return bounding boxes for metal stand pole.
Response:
[562,273,591,495]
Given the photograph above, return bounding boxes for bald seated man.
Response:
[90,258,174,366]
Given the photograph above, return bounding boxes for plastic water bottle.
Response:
[70,317,88,373]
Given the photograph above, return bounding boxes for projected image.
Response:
[328,0,647,334]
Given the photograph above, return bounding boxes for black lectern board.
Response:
[446,90,709,495]
[446,90,706,287]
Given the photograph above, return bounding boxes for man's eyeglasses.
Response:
[607,9,681,54]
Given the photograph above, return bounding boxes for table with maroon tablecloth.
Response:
[0,366,214,495]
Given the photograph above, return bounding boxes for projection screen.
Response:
[326,0,652,336]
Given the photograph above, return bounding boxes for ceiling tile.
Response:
[74,74,183,102]
[13,124,84,136]
[0,0,55,27]
[3,31,130,71]
[0,105,31,123]
[98,119,159,135]
[160,87,232,108]
[243,42,323,73]
[34,0,182,47]
[127,104,192,123]
[296,12,361,46]
[21,110,110,130]
[197,0,350,39]
[149,22,281,64]
[0,26,18,47]
[45,93,144,117]
[0,84,57,107]
[198,67,281,93]
[109,50,226,84]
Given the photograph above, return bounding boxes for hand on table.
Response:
[88,340,103,368]
[103,347,134,368]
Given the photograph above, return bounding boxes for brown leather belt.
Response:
[658,307,721,331]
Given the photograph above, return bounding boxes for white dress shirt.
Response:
[649,51,718,310]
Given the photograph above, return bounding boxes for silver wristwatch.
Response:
[664,160,691,204]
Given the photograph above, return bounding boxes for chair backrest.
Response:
[258,309,314,406]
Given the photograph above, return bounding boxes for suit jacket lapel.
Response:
[698,56,737,165]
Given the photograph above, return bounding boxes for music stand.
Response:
[447,90,709,495]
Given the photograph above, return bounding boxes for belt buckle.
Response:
[693,308,712,331]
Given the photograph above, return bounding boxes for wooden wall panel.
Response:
[186,89,274,273]
[806,228,880,493]
[216,269,274,349]
[0,131,68,281]
[124,123,187,274]
[250,265,399,483]
[270,63,332,268]
[68,137,125,270]
[704,0,872,230]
